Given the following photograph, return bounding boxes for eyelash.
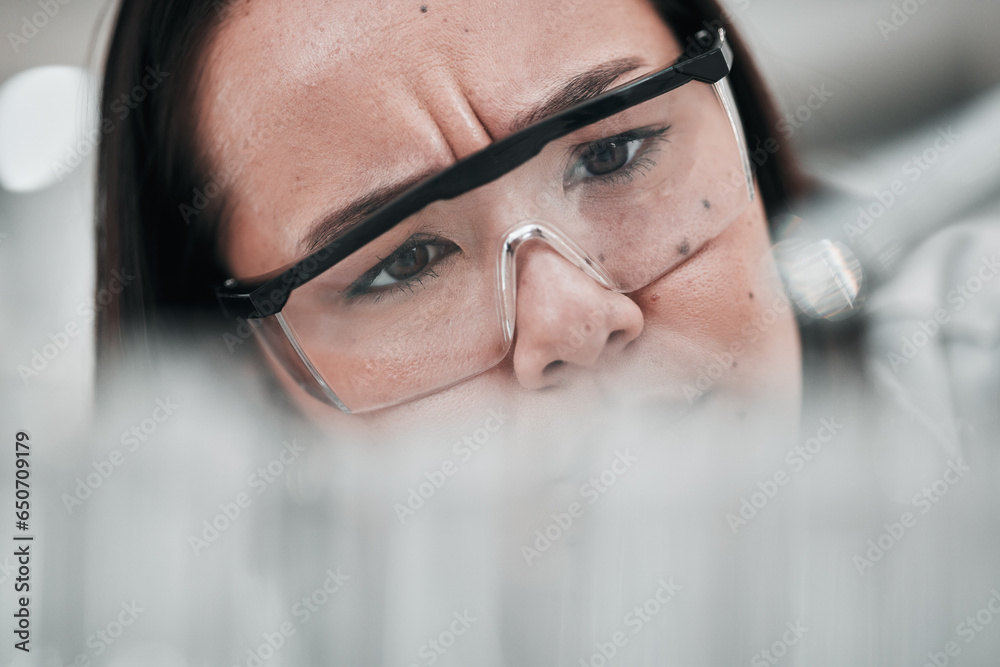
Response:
[367,267,440,304]
[569,125,672,188]
[344,235,457,303]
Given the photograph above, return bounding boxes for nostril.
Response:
[543,360,565,375]
[607,329,627,346]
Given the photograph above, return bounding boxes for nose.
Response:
[512,242,644,390]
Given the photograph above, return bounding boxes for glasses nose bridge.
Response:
[496,220,620,341]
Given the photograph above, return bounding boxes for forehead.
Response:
[197,0,681,276]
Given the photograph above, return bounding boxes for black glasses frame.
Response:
[215,28,733,321]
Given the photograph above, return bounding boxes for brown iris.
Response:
[581,139,630,176]
[385,244,431,281]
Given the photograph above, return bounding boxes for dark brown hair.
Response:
[95,0,807,385]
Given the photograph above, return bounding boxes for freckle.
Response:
[702,199,710,209]
[748,291,754,299]
[732,361,737,368]
[420,4,428,12]
[598,253,606,262]
[677,239,690,256]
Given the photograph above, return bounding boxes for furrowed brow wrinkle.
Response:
[297,59,647,256]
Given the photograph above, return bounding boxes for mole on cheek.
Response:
[677,239,690,256]
[701,199,710,209]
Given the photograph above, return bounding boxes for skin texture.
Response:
[197,0,801,436]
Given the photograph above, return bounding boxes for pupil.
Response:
[584,140,628,176]
[387,245,429,280]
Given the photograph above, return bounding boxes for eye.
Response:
[564,126,670,187]
[346,235,460,299]
[370,242,446,287]
[580,138,641,176]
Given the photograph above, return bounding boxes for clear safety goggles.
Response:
[217,28,754,413]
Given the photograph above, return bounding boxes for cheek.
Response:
[630,204,799,391]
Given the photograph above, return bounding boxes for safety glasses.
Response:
[216,28,754,412]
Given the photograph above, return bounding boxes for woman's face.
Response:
[198,0,801,432]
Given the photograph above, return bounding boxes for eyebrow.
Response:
[301,168,440,253]
[508,57,645,134]
[299,57,646,254]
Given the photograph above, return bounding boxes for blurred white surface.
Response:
[1,2,999,665]
[0,65,96,192]
[5,350,997,666]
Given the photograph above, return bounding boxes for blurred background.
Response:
[1,1,999,665]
